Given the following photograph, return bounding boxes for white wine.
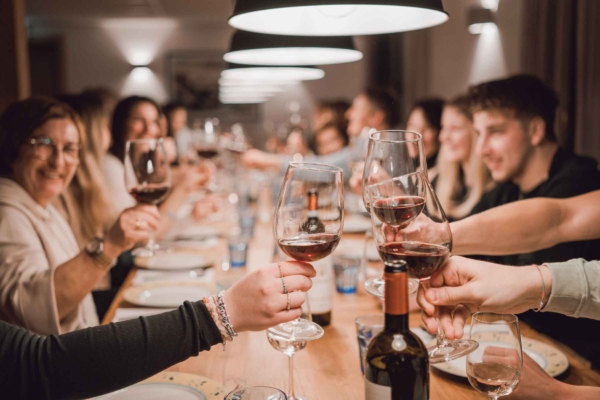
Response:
[467,362,521,397]
[365,261,429,399]
[267,331,307,356]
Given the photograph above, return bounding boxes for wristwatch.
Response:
[85,237,117,270]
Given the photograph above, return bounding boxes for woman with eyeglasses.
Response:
[0,97,160,335]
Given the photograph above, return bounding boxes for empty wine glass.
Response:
[368,172,478,363]
[267,293,313,400]
[361,130,427,213]
[467,313,523,400]
[124,138,172,256]
[225,386,287,400]
[271,162,344,341]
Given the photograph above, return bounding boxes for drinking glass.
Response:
[267,294,313,400]
[361,130,427,213]
[124,138,172,256]
[225,386,287,400]
[271,162,344,341]
[194,118,220,162]
[367,172,478,363]
[467,313,523,400]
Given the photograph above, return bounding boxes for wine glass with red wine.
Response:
[271,162,344,341]
[361,130,427,213]
[368,172,478,363]
[194,118,220,162]
[125,138,172,256]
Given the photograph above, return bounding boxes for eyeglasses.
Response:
[28,137,82,165]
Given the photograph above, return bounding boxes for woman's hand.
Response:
[104,205,161,257]
[417,256,547,339]
[223,261,316,332]
[191,197,220,221]
[504,353,564,400]
[241,149,280,170]
[172,163,214,195]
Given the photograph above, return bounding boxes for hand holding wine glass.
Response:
[124,138,172,256]
[368,172,478,363]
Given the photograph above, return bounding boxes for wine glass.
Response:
[367,172,478,363]
[194,118,220,162]
[225,386,287,400]
[272,162,344,341]
[267,294,313,400]
[124,138,172,256]
[467,313,523,400]
[361,130,427,213]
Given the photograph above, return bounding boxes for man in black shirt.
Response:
[467,75,600,366]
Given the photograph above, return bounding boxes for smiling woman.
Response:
[0,97,160,335]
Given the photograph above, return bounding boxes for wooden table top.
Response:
[103,219,600,399]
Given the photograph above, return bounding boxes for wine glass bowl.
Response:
[124,138,172,256]
[362,130,426,213]
[467,313,523,400]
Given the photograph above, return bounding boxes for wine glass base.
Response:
[364,276,419,299]
[427,339,479,364]
[267,319,324,341]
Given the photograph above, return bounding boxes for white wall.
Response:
[428,0,523,99]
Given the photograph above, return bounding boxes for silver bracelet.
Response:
[532,265,546,312]
[215,291,238,338]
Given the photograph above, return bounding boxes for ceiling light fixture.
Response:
[221,64,325,81]
[229,0,448,36]
[467,8,495,34]
[224,30,362,66]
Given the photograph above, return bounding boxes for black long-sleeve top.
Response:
[0,301,222,399]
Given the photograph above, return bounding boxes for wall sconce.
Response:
[130,65,152,82]
[467,8,495,34]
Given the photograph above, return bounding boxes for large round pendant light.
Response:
[221,64,325,81]
[224,31,362,66]
[229,0,448,36]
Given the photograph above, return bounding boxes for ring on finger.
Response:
[286,292,291,311]
[281,277,288,294]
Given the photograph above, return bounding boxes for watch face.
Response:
[87,238,103,255]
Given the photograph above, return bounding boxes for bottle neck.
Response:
[307,191,318,211]
[384,268,410,332]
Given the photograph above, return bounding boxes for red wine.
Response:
[129,184,171,205]
[278,234,340,262]
[372,196,425,227]
[365,262,429,399]
[377,242,450,280]
[196,147,219,159]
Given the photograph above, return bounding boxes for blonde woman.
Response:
[54,94,113,247]
[434,95,492,221]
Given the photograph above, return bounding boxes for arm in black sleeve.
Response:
[0,301,222,400]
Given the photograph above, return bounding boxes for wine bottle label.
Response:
[365,378,391,399]
[310,257,333,314]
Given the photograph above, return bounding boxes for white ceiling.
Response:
[26,0,235,20]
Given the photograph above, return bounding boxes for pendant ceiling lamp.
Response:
[221,64,325,81]
[229,0,448,36]
[224,30,362,66]
[219,78,299,87]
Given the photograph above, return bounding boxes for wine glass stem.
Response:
[147,229,156,254]
[287,353,295,400]
[419,281,450,348]
[489,396,499,400]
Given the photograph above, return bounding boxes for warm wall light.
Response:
[130,66,152,82]
[467,8,495,34]
[221,64,325,81]
[229,0,449,36]
[224,31,362,66]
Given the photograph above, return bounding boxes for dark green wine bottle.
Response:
[365,261,429,399]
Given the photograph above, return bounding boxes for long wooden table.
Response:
[103,218,600,399]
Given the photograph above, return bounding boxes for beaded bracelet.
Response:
[203,295,233,350]
[216,291,238,339]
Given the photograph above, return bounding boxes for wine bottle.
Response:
[310,256,332,327]
[365,261,429,400]
[301,188,325,234]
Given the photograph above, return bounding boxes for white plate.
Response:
[134,252,212,271]
[175,225,219,240]
[123,281,217,308]
[96,372,226,399]
[343,215,372,233]
[431,333,569,378]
